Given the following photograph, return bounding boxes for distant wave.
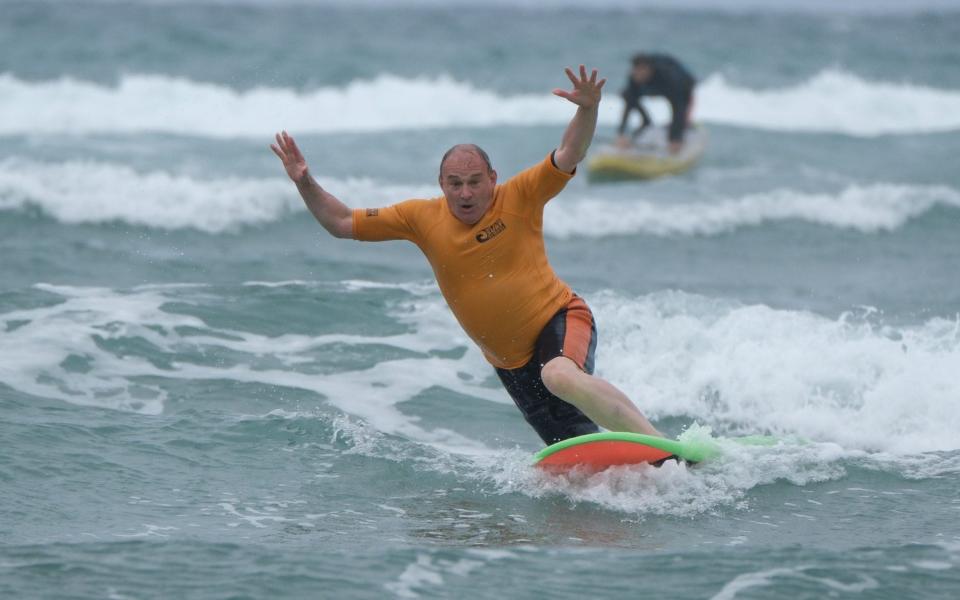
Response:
[2,69,958,137]
[2,158,958,235]
[0,158,434,233]
[697,70,960,136]
[545,183,960,238]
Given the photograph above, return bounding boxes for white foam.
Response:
[4,158,957,236]
[0,284,182,414]
[0,72,563,137]
[697,69,960,136]
[471,424,854,516]
[544,183,960,238]
[7,281,958,514]
[711,566,879,600]
[2,68,958,137]
[590,290,960,455]
[0,158,434,233]
[384,554,444,599]
[383,546,522,599]
[0,282,500,455]
[7,284,959,458]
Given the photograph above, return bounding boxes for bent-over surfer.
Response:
[271,65,662,445]
[617,53,696,154]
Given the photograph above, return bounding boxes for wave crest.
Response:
[2,158,956,235]
[545,183,960,238]
[0,158,434,233]
[2,68,958,137]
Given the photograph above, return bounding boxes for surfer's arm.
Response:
[619,91,650,140]
[634,101,652,132]
[295,176,354,239]
[271,131,353,239]
[617,96,636,148]
[617,101,632,136]
[552,65,606,173]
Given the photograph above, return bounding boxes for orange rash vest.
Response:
[352,154,575,369]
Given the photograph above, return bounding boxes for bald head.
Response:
[437,143,498,225]
[439,144,493,177]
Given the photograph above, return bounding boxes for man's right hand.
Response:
[271,130,310,185]
[269,130,354,239]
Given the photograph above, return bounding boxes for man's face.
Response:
[631,63,653,84]
[439,150,497,225]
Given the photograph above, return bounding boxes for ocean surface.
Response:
[2,1,960,598]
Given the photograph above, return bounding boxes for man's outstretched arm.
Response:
[552,65,606,174]
[271,131,353,239]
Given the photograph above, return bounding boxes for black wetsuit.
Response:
[619,54,696,143]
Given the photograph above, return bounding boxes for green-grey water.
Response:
[2,1,959,598]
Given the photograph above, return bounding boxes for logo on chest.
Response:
[475,218,507,243]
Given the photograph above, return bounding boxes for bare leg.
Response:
[540,356,663,437]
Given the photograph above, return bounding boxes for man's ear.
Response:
[490,170,497,185]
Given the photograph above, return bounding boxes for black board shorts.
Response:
[495,296,601,445]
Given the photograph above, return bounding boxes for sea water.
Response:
[1,1,959,598]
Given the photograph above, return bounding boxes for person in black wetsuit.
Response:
[617,53,696,154]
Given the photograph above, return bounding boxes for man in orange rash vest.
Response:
[271,65,662,445]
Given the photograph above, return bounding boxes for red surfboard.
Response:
[533,432,710,472]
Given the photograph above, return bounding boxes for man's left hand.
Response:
[552,65,606,110]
